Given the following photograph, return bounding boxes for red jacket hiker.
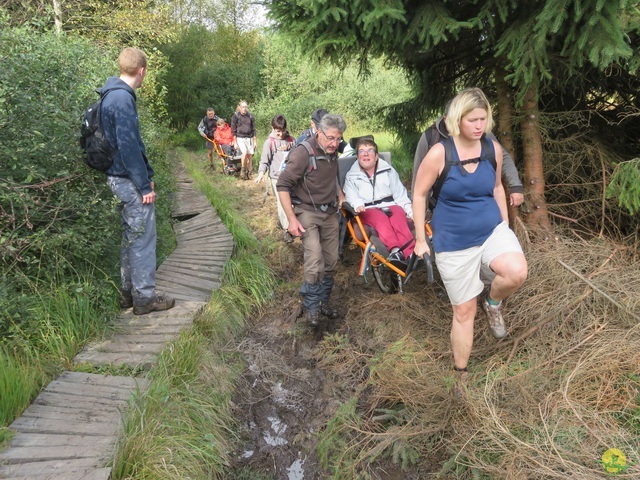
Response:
[214,123,233,145]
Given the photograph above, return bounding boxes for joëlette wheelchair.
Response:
[208,137,242,175]
[338,152,435,294]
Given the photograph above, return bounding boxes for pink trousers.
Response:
[359,205,415,258]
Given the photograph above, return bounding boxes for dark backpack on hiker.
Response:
[279,139,324,177]
[79,88,122,172]
[280,140,330,205]
[429,135,497,210]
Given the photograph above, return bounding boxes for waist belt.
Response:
[316,202,337,212]
[365,195,394,207]
[293,198,337,212]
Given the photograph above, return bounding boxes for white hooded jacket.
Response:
[343,157,413,217]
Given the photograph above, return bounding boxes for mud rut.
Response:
[224,174,422,479]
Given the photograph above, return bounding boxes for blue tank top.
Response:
[431,139,502,252]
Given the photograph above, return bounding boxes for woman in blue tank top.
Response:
[412,88,528,397]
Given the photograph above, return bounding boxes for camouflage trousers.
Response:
[107,176,157,305]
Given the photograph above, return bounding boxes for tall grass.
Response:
[0,348,44,426]
[0,272,110,426]
[111,330,238,479]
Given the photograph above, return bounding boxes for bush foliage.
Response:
[0,17,173,349]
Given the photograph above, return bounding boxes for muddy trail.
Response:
[223,173,438,479]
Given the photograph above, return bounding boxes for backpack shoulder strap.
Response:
[480,135,497,171]
[430,137,456,209]
[300,140,317,174]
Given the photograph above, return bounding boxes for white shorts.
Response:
[435,222,523,305]
[236,137,255,155]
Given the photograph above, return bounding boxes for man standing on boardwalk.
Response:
[276,114,347,327]
[231,100,257,180]
[101,47,175,315]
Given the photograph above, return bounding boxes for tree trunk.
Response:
[520,82,552,236]
[53,0,62,35]
[495,67,520,226]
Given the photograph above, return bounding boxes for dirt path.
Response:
[211,169,433,479]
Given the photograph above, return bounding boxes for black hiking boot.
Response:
[306,309,321,327]
[119,289,133,309]
[133,295,176,315]
[320,303,339,319]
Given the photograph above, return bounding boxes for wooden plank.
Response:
[56,372,149,390]
[175,216,222,232]
[117,323,192,335]
[157,264,223,280]
[174,222,226,235]
[0,458,105,478]
[155,276,220,294]
[73,351,157,369]
[114,305,202,324]
[3,468,112,480]
[159,258,226,270]
[0,442,110,463]
[32,392,125,412]
[155,273,223,288]
[90,339,168,355]
[2,433,114,449]
[20,405,119,423]
[106,333,178,343]
[177,239,233,250]
[154,270,220,289]
[43,379,135,401]
[175,213,221,228]
[174,240,233,249]
[167,252,231,262]
[140,288,209,302]
[113,315,194,329]
[177,231,233,242]
[10,416,119,436]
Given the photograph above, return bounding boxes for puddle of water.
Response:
[263,415,288,446]
[287,454,305,480]
[271,381,303,411]
[263,431,288,446]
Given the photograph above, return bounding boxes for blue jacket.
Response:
[100,76,154,195]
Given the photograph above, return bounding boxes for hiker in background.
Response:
[214,118,234,156]
[231,100,257,180]
[343,136,414,263]
[412,108,524,208]
[198,107,219,165]
[277,114,347,327]
[296,108,348,154]
[102,47,175,315]
[255,114,295,242]
[412,88,527,396]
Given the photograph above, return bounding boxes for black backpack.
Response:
[79,88,123,172]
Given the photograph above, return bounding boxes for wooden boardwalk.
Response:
[0,169,232,479]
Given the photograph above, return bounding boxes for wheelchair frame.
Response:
[207,136,242,175]
[338,152,435,294]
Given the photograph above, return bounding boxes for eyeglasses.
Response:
[357,148,376,155]
[321,130,342,144]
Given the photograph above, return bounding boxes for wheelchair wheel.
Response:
[372,264,398,294]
